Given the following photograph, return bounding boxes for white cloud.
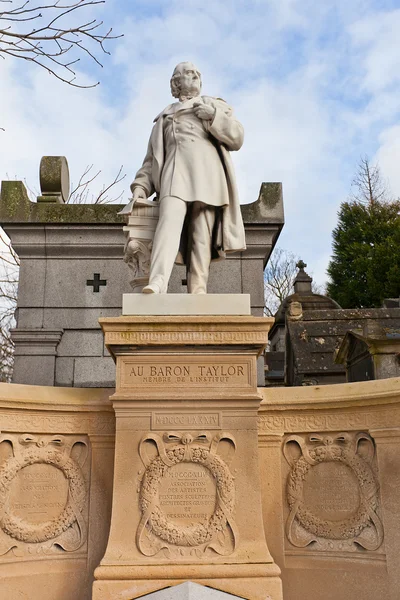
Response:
[1,0,400,290]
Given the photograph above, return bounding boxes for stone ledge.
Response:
[0,181,283,225]
[122,294,251,316]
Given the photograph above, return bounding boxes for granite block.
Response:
[55,356,74,386]
[208,259,242,294]
[43,259,132,308]
[42,308,122,329]
[73,356,115,387]
[17,259,46,307]
[57,330,104,357]
[12,355,56,385]
[15,308,44,328]
[241,259,264,306]
[168,259,242,295]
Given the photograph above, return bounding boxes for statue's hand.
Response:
[193,102,216,121]
[131,186,147,200]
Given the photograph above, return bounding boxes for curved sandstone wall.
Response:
[0,377,399,599]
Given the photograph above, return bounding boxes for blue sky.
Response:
[1,0,400,286]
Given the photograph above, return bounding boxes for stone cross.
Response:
[86,273,107,293]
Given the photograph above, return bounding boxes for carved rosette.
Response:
[0,434,88,557]
[137,431,238,558]
[283,432,383,552]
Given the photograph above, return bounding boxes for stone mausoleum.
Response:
[0,160,283,389]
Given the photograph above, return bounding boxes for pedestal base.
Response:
[93,564,282,600]
[122,294,251,316]
[96,315,282,600]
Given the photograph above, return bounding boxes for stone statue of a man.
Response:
[130,61,246,294]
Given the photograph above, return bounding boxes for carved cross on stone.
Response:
[86,273,107,293]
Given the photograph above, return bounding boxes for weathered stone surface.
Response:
[94,314,282,600]
[335,320,400,381]
[12,355,57,386]
[0,383,114,600]
[258,377,400,600]
[73,356,115,388]
[207,259,243,295]
[38,156,70,203]
[57,330,104,357]
[241,259,264,307]
[55,356,75,386]
[10,329,63,385]
[0,374,399,599]
[286,307,400,386]
[242,183,284,225]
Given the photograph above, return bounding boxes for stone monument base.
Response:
[93,567,281,599]
[122,294,251,316]
[94,314,282,600]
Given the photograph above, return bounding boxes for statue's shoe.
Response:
[142,283,161,294]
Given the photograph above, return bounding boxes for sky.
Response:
[1,0,400,287]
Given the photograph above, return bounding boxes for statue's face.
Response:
[170,62,201,98]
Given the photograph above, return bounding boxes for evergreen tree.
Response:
[327,159,400,308]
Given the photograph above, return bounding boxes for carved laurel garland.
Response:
[137,432,237,555]
[284,433,383,550]
[0,438,86,545]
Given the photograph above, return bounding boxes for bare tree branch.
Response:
[264,248,324,316]
[0,0,122,89]
[264,248,299,316]
[68,164,126,204]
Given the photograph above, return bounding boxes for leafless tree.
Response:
[0,0,121,88]
[351,156,389,205]
[0,163,126,380]
[264,247,299,316]
[21,163,126,203]
[0,230,19,382]
[264,247,324,316]
[68,164,125,203]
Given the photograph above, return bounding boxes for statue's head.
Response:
[170,62,202,99]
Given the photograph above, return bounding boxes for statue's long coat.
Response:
[131,96,246,264]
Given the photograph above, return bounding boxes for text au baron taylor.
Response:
[129,364,246,384]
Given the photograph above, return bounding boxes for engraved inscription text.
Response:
[158,463,216,524]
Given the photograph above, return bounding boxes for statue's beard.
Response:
[175,78,201,100]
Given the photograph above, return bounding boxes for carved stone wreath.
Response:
[137,432,237,556]
[0,443,86,544]
[284,433,383,550]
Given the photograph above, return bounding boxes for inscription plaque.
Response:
[283,432,384,551]
[120,355,254,390]
[303,462,360,521]
[158,463,216,524]
[0,433,88,556]
[8,463,69,525]
[137,431,238,558]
